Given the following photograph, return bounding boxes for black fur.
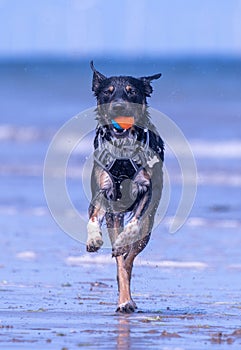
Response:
[86,61,164,313]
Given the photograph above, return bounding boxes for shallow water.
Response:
[1,234,241,349]
[0,57,241,349]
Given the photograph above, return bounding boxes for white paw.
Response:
[86,220,103,252]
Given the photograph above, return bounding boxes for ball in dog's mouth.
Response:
[111,116,134,131]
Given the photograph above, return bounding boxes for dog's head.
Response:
[90,61,161,131]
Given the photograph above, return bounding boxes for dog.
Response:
[86,61,164,312]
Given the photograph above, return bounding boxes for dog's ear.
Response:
[90,61,107,93]
[139,73,162,97]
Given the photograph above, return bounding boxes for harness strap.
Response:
[93,125,162,179]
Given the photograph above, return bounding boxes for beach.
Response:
[0,58,241,349]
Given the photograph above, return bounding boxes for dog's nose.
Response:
[112,102,126,114]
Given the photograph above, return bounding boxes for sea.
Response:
[0,56,241,266]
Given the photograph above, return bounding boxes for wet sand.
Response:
[1,218,241,349]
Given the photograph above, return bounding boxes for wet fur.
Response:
[86,61,164,312]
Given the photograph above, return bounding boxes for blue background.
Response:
[1,0,241,59]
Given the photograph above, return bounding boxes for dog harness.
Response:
[93,125,164,201]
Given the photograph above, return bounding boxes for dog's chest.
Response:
[108,158,137,180]
[93,125,163,206]
[93,127,157,174]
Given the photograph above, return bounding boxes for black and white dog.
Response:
[86,61,164,312]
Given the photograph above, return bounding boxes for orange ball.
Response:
[113,116,134,130]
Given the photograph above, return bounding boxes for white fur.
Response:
[87,220,102,243]
[117,300,136,311]
[114,218,140,248]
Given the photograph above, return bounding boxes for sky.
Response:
[0,0,241,58]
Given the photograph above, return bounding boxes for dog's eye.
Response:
[103,86,114,95]
[126,85,136,95]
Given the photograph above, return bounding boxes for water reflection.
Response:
[115,315,131,350]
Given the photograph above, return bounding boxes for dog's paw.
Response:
[116,300,137,313]
[86,220,103,252]
[86,237,103,252]
[112,244,130,257]
[112,219,139,256]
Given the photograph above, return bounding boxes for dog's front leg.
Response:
[87,167,114,252]
[105,214,136,312]
[86,201,105,252]
[112,170,151,257]
[115,255,137,313]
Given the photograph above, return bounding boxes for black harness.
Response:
[93,125,164,201]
